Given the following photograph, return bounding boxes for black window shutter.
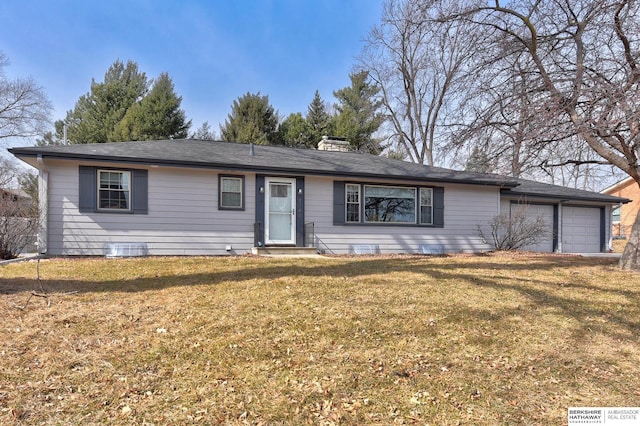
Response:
[79,166,147,214]
[132,169,148,214]
[78,166,97,213]
[433,187,444,228]
[333,181,345,225]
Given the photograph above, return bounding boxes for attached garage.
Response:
[500,178,628,254]
[516,204,555,252]
[561,206,603,253]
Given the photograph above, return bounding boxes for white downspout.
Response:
[556,202,563,253]
[36,155,48,254]
[607,203,618,252]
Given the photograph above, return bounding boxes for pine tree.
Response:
[220,92,279,145]
[279,112,314,148]
[306,90,332,145]
[113,73,190,140]
[56,60,190,143]
[191,121,217,140]
[60,60,148,144]
[333,71,385,154]
[464,146,494,173]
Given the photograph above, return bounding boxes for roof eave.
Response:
[11,150,519,188]
[600,176,636,194]
[501,189,630,204]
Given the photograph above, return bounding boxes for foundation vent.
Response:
[418,243,445,255]
[104,242,148,258]
[349,244,380,255]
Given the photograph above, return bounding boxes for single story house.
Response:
[8,139,629,256]
[602,177,639,239]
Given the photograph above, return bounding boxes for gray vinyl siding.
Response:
[48,159,612,256]
[305,176,497,254]
[45,160,255,255]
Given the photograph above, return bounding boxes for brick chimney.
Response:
[317,135,350,152]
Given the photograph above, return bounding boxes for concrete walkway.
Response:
[569,252,621,258]
[0,253,41,266]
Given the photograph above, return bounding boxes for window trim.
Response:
[97,169,132,212]
[79,166,147,215]
[345,183,361,223]
[419,187,434,225]
[218,174,245,211]
[338,182,440,227]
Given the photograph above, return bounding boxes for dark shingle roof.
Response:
[502,178,630,203]
[8,139,629,203]
[9,139,519,187]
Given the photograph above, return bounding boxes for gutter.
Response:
[11,150,521,189]
[500,188,631,205]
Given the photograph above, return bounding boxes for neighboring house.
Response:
[0,188,32,213]
[602,177,639,239]
[8,139,629,256]
[0,188,37,254]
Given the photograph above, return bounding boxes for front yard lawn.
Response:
[1,254,639,425]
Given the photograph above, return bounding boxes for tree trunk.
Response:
[620,210,640,271]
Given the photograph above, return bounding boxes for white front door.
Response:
[265,177,296,245]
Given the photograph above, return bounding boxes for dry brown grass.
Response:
[612,238,628,253]
[1,254,639,425]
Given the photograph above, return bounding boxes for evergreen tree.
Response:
[306,90,332,145]
[220,92,279,145]
[464,146,495,173]
[60,60,148,144]
[56,60,190,143]
[36,131,63,146]
[191,121,217,140]
[333,71,385,154]
[113,73,190,140]
[279,112,314,148]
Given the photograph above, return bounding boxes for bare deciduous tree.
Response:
[359,0,478,166]
[0,52,52,140]
[0,158,39,259]
[451,53,571,177]
[444,0,640,270]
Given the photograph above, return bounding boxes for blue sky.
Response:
[1,0,382,145]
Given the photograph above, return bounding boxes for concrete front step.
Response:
[251,247,318,256]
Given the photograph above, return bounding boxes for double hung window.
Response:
[346,184,361,222]
[98,170,131,210]
[419,188,433,225]
[219,176,244,210]
[79,166,147,214]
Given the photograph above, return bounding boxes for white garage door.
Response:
[514,204,555,252]
[562,206,601,253]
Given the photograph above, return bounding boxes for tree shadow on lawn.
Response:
[2,254,638,341]
[430,268,640,342]
[0,254,622,296]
